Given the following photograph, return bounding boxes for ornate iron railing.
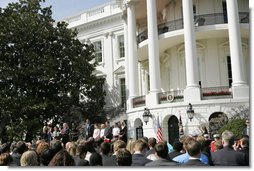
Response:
[137,12,249,43]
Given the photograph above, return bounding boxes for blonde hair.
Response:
[126,138,135,154]
[113,140,126,152]
[20,150,38,166]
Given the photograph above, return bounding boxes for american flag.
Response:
[156,116,163,142]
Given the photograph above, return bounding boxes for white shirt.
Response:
[100,128,105,138]
[112,127,120,137]
[93,128,100,139]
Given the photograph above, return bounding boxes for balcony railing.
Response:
[201,86,232,100]
[159,90,184,104]
[137,12,249,43]
[133,95,146,108]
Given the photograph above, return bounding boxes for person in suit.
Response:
[103,140,126,166]
[211,130,248,166]
[103,121,113,141]
[119,121,127,143]
[100,142,111,165]
[181,139,207,166]
[168,141,183,160]
[83,118,94,140]
[116,148,132,166]
[132,139,152,166]
[239,137,249,166]
[73,144,89,166]
[243,119,250,137]
[145,141,179,166]
[145,137,157,161]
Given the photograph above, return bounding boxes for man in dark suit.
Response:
[104,121,112,140]
[145,137,156,158]
[181,139,207,166]
[145,141,179,166]
[168,141,183,160]
[132,140,152,166]
[211,130,248,166]
[83,118,94,140]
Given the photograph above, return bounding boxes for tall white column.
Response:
[146,0,161,106]
[123,15,129,109]
[226,0,249,99]
[250,0,254,103]
[182,0,201,102]
[127,2,139,108]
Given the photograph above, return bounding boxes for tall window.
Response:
[118,35,125,58]
[227,56,232,86]
[222,1,228,23]
[120,78,126,108]
[93,41,102,63]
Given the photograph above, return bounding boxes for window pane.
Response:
[119,35,125,58]
[93,41,102,63]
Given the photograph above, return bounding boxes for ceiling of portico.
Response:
[131,0,171,25]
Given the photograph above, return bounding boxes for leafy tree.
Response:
[0,0,105,142]
[218,118,246,140]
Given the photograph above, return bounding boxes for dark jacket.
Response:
[182,159,208,166]
[211,146,248,166]
[103,154,117,166]
[145,158,179,167]
[132,153,152,166]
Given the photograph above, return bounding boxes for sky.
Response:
[0,0,113,20]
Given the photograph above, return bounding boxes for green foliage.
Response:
[0,0,105,141]
[218,118,246,139]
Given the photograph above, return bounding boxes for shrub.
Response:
[218,118,246,139]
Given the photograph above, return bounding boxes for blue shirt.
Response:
[172,152,209,164]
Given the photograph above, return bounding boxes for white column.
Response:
[146,0,161,106]
[127,2,139,108]
[123,15,129,109]
[182,0,201,102]
[226,0,249,99]
[250,0,254,102]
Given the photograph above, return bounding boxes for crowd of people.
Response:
[0,118,249,167]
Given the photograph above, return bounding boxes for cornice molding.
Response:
[74,14,123,32]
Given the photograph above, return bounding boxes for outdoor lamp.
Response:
[186,103,195,121]
[143,108,152,125]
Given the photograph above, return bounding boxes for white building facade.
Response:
[64,0,250,144]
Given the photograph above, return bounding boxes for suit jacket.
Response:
[145,158,179,167]
[132,153,152,166]
[168,151,182,160]
[83,124,94,139]
[103,155,117,166]
[181,159,207,166]
[211,146,248,166]
[104,126,112,139]
[119,126,127,142]
[145,148,155,157]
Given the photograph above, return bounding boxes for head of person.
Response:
[133,139,148,154]
[76,144,88,159]
[49,150,75,166]
[245,119,249,126]
[13,141,28,155]
[89,152,102,166]
[113,140,126,153]
[185,139,202,158]
[20,150,39,166]
[148,137,157,148]
[214,140,223,152]
[86,119,90,124]
[0,153,13,166]
[50,139,63,155]
[172,141,183,152]
[126,138,135,154]
[213,134,221,141]
[40,148,54,166]
[100,142,111,156]
[221,130,235,147]
[36,141,49,156]
[154,141,169,159]
[239,137,249,148]
[116,148,132,166]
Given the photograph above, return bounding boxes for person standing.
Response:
[243,119,249,137]
[119,121,127,143]
[83,118,94,140]
[104,121,112,141]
